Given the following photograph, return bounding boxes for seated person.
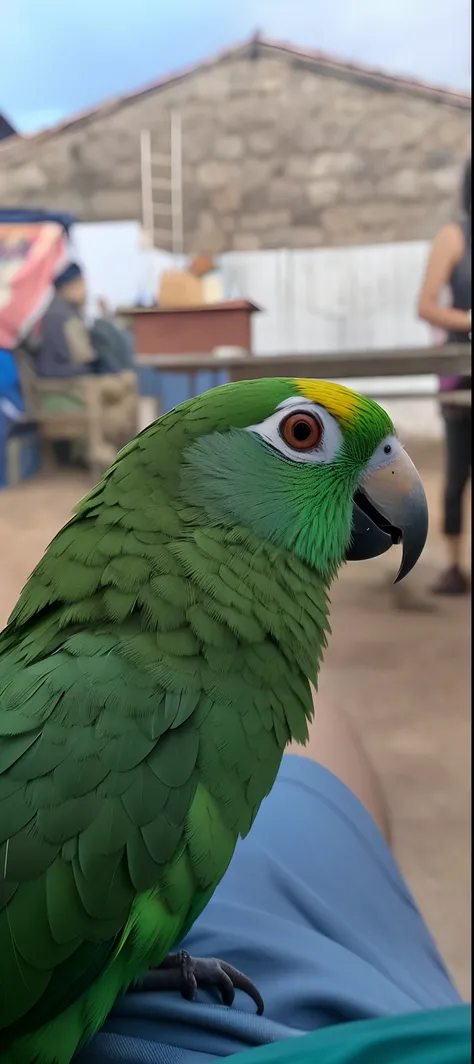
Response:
[36,262,95,379]
[36,265,135,381]
[27,263,136,471]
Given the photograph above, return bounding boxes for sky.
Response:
[2,0,471,134]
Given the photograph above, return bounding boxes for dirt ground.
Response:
[0,452,471,1001]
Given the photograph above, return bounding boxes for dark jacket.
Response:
[36,294,94,378]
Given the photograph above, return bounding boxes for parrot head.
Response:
[175,377,428,582]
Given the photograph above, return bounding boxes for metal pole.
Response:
[170,110,184,258]
[140,129,154,247]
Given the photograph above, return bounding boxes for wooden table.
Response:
[121,300,261,357]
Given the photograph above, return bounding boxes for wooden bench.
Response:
[14,346,139,481]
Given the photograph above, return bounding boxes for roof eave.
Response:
[0,34,470,155]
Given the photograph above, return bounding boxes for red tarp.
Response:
[0,221,69,349]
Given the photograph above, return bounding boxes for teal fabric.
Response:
[233,1006,471,1064]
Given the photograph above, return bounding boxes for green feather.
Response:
[0,378,394,1063]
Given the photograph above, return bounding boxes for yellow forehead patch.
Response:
[294,378,361,428]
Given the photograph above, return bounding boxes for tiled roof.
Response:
[1,34,470,154]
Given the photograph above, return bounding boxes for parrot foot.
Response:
[129,949,264,1014]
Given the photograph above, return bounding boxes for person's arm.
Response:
[417,224,471,334]
[97,296,113,322]
[63,316,95,368]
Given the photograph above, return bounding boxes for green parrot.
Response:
[0,377,428,1064]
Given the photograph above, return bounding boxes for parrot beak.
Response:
[346,449,429,583]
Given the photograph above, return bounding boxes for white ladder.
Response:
[140,110,184,255]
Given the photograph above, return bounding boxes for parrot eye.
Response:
[246,398,342,464]
[279,411,323,451]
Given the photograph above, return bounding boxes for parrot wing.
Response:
[0,466,317,1042]
[0,631,227,1038]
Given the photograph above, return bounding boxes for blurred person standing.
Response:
[418,158,471,595]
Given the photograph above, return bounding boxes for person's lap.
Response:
[77,755,461,1064]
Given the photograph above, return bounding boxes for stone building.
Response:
[0,36,471,252]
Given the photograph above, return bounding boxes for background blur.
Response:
[0,0,471,1001]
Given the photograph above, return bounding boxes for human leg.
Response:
[433,409,471,594]
[287,685,392,844]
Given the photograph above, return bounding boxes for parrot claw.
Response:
[129,949,264,1014]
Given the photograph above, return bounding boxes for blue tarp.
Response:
[0,208,76,232]
[0,349,24,411]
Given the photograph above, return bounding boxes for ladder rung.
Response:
[151,178,172,191]
[153,204,173,216]
[151,153,172,167]
[153,228,173,241]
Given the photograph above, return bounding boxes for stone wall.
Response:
[0,43,470,252]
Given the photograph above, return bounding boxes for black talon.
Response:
[128,950,264,1014]
[219,960,264,1014]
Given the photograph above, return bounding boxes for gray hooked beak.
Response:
[346,449,429,582]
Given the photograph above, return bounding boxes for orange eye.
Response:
[279,411,324,451]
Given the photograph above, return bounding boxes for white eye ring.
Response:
[246,398,344,465]
[363,434,402,476]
